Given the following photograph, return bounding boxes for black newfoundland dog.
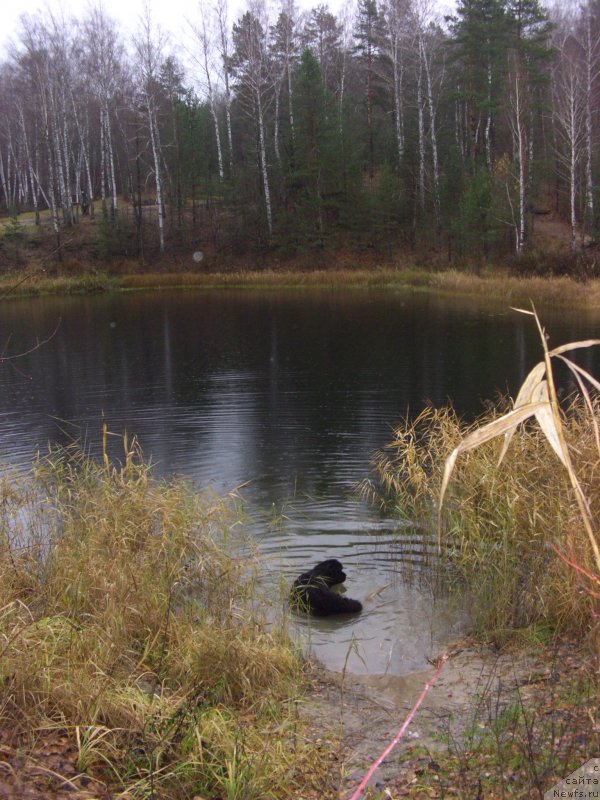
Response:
[290,559,362,617]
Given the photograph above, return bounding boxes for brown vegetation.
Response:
[0,441,329,799]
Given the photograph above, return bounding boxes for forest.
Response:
[0,0,598,269]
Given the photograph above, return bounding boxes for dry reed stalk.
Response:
[439,307,600,574]
[430,307,600,639]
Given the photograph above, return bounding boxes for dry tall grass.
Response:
[0,441,318,798]
[3,266,600,309]
[364,392,600,645]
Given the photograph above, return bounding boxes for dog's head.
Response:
[310,559,346,586]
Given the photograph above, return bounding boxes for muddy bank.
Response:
[302,639,598,798]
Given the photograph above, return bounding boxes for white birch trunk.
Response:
[42,95,62,253]
[565,68,578,251]
[287,57,295,142]
[338,9,351,139]
[46,144,61,243]
[100,110,107,208]
[18,107,42,223]
[393,40,405,165]
[6,138,13,208]
[256,89,273,235]
[50,96,69,223]
[338,51,346,137]
[26,148,40,222]
[224,98,234,173]
[552,43,586,251]
[70,93,94,213]
[417,61,425,210]
[584,6,596,233]
[485,60,492,169]
[513,68,527,255]
[104,105,118,214]
[216,0,234,171]
[147,99,165,253]
[210,102,225,180]
[198,13,225,180]
[0,147,8,211]
[420,34,440,224]
[82,114,94,217]
[570,101,577,251]
[273,84,281,166]
[61,101,74,223]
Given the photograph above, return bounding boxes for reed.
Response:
[2,266,600,309]
[102,268,600,306]
[0,439,324,798]
[430,268,600,309]
[363,318,600,644]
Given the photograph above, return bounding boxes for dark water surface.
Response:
[1,289,598,673]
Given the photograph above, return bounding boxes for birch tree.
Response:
[507,52,528,254]
[231,6,275,235]
[380,0,410,168]
[134,6,168,252]
[81,6,124,217]
[414,0,444,225]
[15,17,63,253]
[337,3,353,136]
[580,1,600,237]
[552,33,586,249]
[270,2,300,162]
[0,68,15,212]
[188,7,225,180]
[505,0,552,254]
[215,0,235,173]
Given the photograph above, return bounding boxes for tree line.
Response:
[0,0,599,266]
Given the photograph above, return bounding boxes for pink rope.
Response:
[347,653,448,800]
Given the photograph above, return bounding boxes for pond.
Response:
[0,288,598,674]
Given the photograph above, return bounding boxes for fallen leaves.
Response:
[0,727,113,800]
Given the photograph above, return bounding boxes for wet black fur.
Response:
[290,559,362,617]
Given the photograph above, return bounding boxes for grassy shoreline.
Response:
[2,265,600,310]
[0,445,333,799]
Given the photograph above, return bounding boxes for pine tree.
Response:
[302,5,343,91]
[447,0,510,165]
[289,48,330,246]
[354,0,383,185]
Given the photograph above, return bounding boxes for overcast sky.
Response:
[2,0,216,56]
[1,0,455,60]
[0,0,347,58]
